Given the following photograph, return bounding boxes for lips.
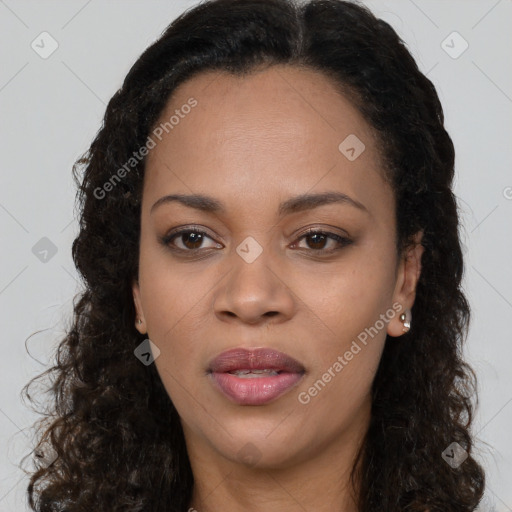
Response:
[208,347,305,373]
[208,348,305,405]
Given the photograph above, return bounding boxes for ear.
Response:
[387,230,424,337]
[132,278,147,334]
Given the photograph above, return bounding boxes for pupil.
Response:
[308,233,326,249]
[184,232,203,249]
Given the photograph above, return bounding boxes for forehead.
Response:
[143,65,392,222]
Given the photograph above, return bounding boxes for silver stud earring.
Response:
[399,311,411,333]
[137,318,143,326]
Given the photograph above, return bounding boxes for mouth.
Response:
[207,347,306,405]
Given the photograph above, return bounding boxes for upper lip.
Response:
[208,347,305,373]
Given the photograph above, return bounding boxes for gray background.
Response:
[1,1,511,510]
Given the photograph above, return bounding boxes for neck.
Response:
[184,410,368,512]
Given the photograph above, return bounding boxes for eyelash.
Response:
[160,226,353,256]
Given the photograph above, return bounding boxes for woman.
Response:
[23,0,486,510]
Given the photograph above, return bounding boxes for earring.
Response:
[399,310,411,333]
[137,318,143,326]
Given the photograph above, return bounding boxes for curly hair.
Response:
[22,0,485,510]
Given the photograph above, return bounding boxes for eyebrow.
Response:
[150,191,369,217]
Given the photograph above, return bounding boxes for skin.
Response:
[132,64,424,512]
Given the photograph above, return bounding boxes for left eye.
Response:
[294,230,352,252]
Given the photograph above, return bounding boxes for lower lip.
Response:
[209,371,304,405]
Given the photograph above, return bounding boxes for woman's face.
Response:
[132,65,423,469]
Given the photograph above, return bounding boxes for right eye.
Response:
[162,228,223,252]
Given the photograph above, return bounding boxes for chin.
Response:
[205,415,312,468]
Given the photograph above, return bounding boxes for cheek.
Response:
[141,263,209,414]
[293,241,396,401]
[138,247,212,378]
[296,244,396,344]
[139,239,208,332]
[293,265,392,435]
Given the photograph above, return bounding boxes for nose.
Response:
[213,245,295,325]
